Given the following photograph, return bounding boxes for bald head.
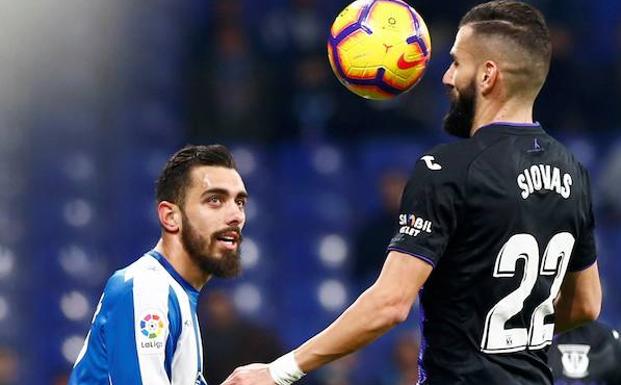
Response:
[459,0,552,99]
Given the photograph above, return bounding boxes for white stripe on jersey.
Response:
[128,257,171,384]
[163,264,200,385]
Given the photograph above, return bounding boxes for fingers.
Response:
[221,364,271,385]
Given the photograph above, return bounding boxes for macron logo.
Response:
[421,155,442,170]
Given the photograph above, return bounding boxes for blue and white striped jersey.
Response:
[69,250,207,385]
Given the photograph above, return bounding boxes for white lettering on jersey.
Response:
[517,165,572,199]
[398,213,433,237]
[420,155,442,170]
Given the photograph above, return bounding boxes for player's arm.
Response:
[554,166,601,334]
[293,250,431,371]
[554,262,601,334]
[221,251,432,385]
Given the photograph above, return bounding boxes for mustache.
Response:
[212,226,243,241]
[445,85,458,100]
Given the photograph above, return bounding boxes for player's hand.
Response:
[221,363,275,385]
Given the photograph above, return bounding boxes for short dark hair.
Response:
[156,144,237,206]
[460,1,551,90]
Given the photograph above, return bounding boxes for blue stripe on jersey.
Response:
[69,271,143,385]
[105,275,143,385]
[165,285,182,380]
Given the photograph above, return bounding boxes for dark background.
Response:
[0,0,618,383]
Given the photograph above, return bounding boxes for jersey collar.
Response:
[475,121,543,135]
[148,249,200,296]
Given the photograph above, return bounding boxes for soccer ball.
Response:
[327,0,431,100]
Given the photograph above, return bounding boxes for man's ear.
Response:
[480,60,499,96]
[157,201,181,233]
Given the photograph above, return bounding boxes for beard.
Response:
[180,210,242,278]
[443,80,476,138]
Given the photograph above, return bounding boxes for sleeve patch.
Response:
[136,308,167,355]
[398,213,433,237]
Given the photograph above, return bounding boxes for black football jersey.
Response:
[387,122,597,385]
[549,321,621,385]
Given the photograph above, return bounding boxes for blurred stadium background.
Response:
[0,0,619,383]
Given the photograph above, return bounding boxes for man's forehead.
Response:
[451,25,476,56]
[454,25,514,62]
[190,165,246,192]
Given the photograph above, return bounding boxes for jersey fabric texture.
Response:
[387,122,597,385]
[549,321,621,385]
[69,250,207,385]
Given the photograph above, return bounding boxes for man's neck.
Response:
[154,238,211,291]
[471,100,534,136]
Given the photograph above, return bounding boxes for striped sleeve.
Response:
[105,269,176,385]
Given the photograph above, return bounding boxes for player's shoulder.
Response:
[426,139,483,162]
[102,254,171,308]
[542,134,591,173]
[412,139,484,180]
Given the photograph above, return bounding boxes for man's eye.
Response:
[236,199,246,208]
[207,196,221,204]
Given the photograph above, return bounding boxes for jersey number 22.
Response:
[480,232,575,353]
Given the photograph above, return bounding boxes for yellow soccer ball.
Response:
[327,0,431,100]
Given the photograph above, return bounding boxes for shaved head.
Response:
[459,0,551,99]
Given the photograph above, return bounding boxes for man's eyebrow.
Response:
[236,191,249,200]
[201,188,249,199]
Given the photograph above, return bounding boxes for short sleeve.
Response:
[387,151,466,267]
[568,168,597,272]
[106,273,174,385]
[105,285,145,385]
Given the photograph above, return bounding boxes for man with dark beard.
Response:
[69,145,248,385]
[222,2,601,385]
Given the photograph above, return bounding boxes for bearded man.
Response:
[70,145,248,385]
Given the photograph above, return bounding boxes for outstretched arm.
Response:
[294,251,431,372]
[221,251,432,385]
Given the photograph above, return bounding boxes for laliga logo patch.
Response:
[558,344,590,379]
[137,309,166,354]
[140,313,164,339]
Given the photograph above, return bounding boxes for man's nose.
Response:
[442,65,454,87]
[225,202,245,228]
